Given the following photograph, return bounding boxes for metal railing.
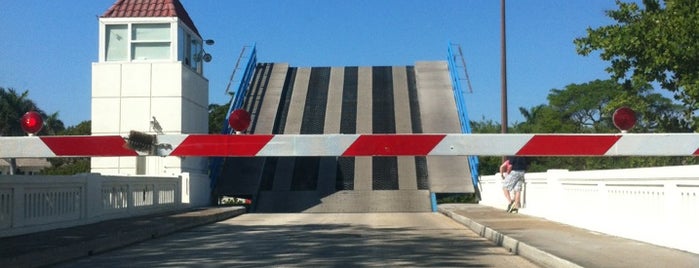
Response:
[209,44,258,191]
[224,44,258,134]
[447,42,480,190]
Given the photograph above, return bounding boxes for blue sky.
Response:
[0,0,626,127]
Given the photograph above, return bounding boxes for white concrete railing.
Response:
[478,165,699,254]
[0,173,196,237]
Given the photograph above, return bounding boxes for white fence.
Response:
[478,165,699,254]
[0,173,194,237]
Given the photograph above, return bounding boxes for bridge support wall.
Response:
[0,173,207,237]
[478,165,699,254]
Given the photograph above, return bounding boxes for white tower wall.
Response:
[91,16,209,179]
[91,62,208,176]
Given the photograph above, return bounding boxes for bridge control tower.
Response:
[91,0,209,203]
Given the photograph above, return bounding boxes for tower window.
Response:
[131,24,170,60]
[190,38,202,71]
[178,29,202,73]
[105,25,127,61]
[104,23,172,62]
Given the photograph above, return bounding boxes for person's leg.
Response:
[502,174,514,210]
[513,190,521,209]
[502,188,513,210]
[502,188,512,203]
[509,171,524,212]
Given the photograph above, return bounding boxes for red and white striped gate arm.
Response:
[1,133,698,158]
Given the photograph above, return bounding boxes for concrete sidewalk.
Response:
[439,203,699,268]
[0,206,245,268]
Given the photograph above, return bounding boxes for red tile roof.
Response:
[101,0,200,37]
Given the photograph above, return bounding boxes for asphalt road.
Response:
[57,213,539,267]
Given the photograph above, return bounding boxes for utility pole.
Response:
[500,0,508,135]
[500,0,508,164]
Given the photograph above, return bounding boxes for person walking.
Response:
[499,156,527,213]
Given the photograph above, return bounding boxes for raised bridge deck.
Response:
[214,61,474,212]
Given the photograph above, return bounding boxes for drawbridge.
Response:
[213,46,478,213]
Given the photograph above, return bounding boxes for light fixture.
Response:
[200,39,214,62]
[202,53,212,62]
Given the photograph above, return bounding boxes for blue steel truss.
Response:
[223,44,258,134]
[447,42,480,191]
[209,44,258,192]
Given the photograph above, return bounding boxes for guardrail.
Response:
[0,173,186,237]
[477,165,699,254]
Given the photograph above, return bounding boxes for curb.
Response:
[1,206,246,268]
[439,207,581,268]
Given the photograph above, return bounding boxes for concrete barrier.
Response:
[0,172,209,237]
[478,165,699,254]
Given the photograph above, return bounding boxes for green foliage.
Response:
[41,121,92,175]
[469,119,504,175]
[40,112,65,135]
[473,78,694,175]
[208,103,229,134]
[2,87,73,174]
[575,0,699,129]
[436,193,478,204]
[0,87,66,136]
[470,117,502,133]
[517,105,579,133]
[221,199,241,205]
[547,80,622,132]
[41,158,90,175]
[59,120,91,135]
[1,87,41,136]
[529,156,698,172]
[515,79,691,133]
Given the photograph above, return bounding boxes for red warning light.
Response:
[228,109,251,132]
[20,111,43,134]
[613,107,636,132]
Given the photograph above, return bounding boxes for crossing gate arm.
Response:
[1,133,698,158]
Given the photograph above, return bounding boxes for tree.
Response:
[0,87,66,136]
[547,80,625,132]
[61,120,91,135]
[208,103,229,134]
[1,87,43,174]
[515,80,621,133]
[516,105,579,133]
[2,87,70,174]
[41,112,65,135]
[574,0,699,129]
[517,79,691,133]
[510,79,695,171]
[41,121,91,175]
[0,87,42,136]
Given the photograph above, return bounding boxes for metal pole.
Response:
[500,0,508,164]
[500,0,508,135]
